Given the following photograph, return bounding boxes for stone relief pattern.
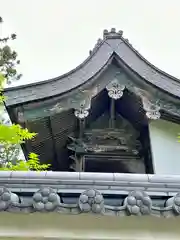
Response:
[0,187,180,217]
[32,188,61,211]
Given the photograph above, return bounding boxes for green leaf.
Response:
[0,19,51,171]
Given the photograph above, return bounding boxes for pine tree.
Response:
[0,17,50,170]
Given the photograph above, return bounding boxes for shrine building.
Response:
[2,28,180,239]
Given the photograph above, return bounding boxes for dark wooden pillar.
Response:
[106,80,125,128]
[74,105,89,172]
[79,119,85,139]
[110,98,115,128]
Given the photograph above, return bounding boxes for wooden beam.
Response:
[109,98,115,128]
[79,119,85,139]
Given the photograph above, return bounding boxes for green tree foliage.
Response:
[0,123,36,166]
[0,153,51,171]
[0,17,50,171]
[0,17,22,84]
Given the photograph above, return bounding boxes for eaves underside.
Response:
[4,29,180,106]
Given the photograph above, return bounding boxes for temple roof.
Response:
[4,28,180,106]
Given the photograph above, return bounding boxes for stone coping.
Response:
[1,171,180,183]
[0,172,179,217]
[0,172,180,196]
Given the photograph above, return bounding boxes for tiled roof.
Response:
[4,28,180,106]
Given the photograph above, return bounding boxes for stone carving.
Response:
[103,28,123,39]
[0,187,180,218]
[106,80,125,99]
[125,190,152,215]
[172,193,180,214]
[0,187,19,211]
[78,189,104,213]
[32,187,60,211]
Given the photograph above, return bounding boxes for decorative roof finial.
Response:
[103,29,109,39]
[90,28,126,55]
[103,28,123,39]
[110,28,116,33]
[118,30,123,36]
[97,38,102,44]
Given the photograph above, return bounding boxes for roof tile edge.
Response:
[1,171,180,186]
[0,174,178,217]
[5,27,180,93]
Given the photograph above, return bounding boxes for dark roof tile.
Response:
[4,28,180,106]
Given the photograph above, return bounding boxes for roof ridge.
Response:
[5,28,180,105]
[102,28,180,83]
[6,28,180,92]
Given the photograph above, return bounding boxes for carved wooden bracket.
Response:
[141,97,161,120]
[133,87,161,120]
[74,101,90,119]
[106,79,125,99]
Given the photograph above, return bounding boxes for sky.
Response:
[0,0,180,86]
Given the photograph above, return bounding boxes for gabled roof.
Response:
[4,28,180,106]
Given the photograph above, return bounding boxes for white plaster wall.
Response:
[149,119,180,174]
